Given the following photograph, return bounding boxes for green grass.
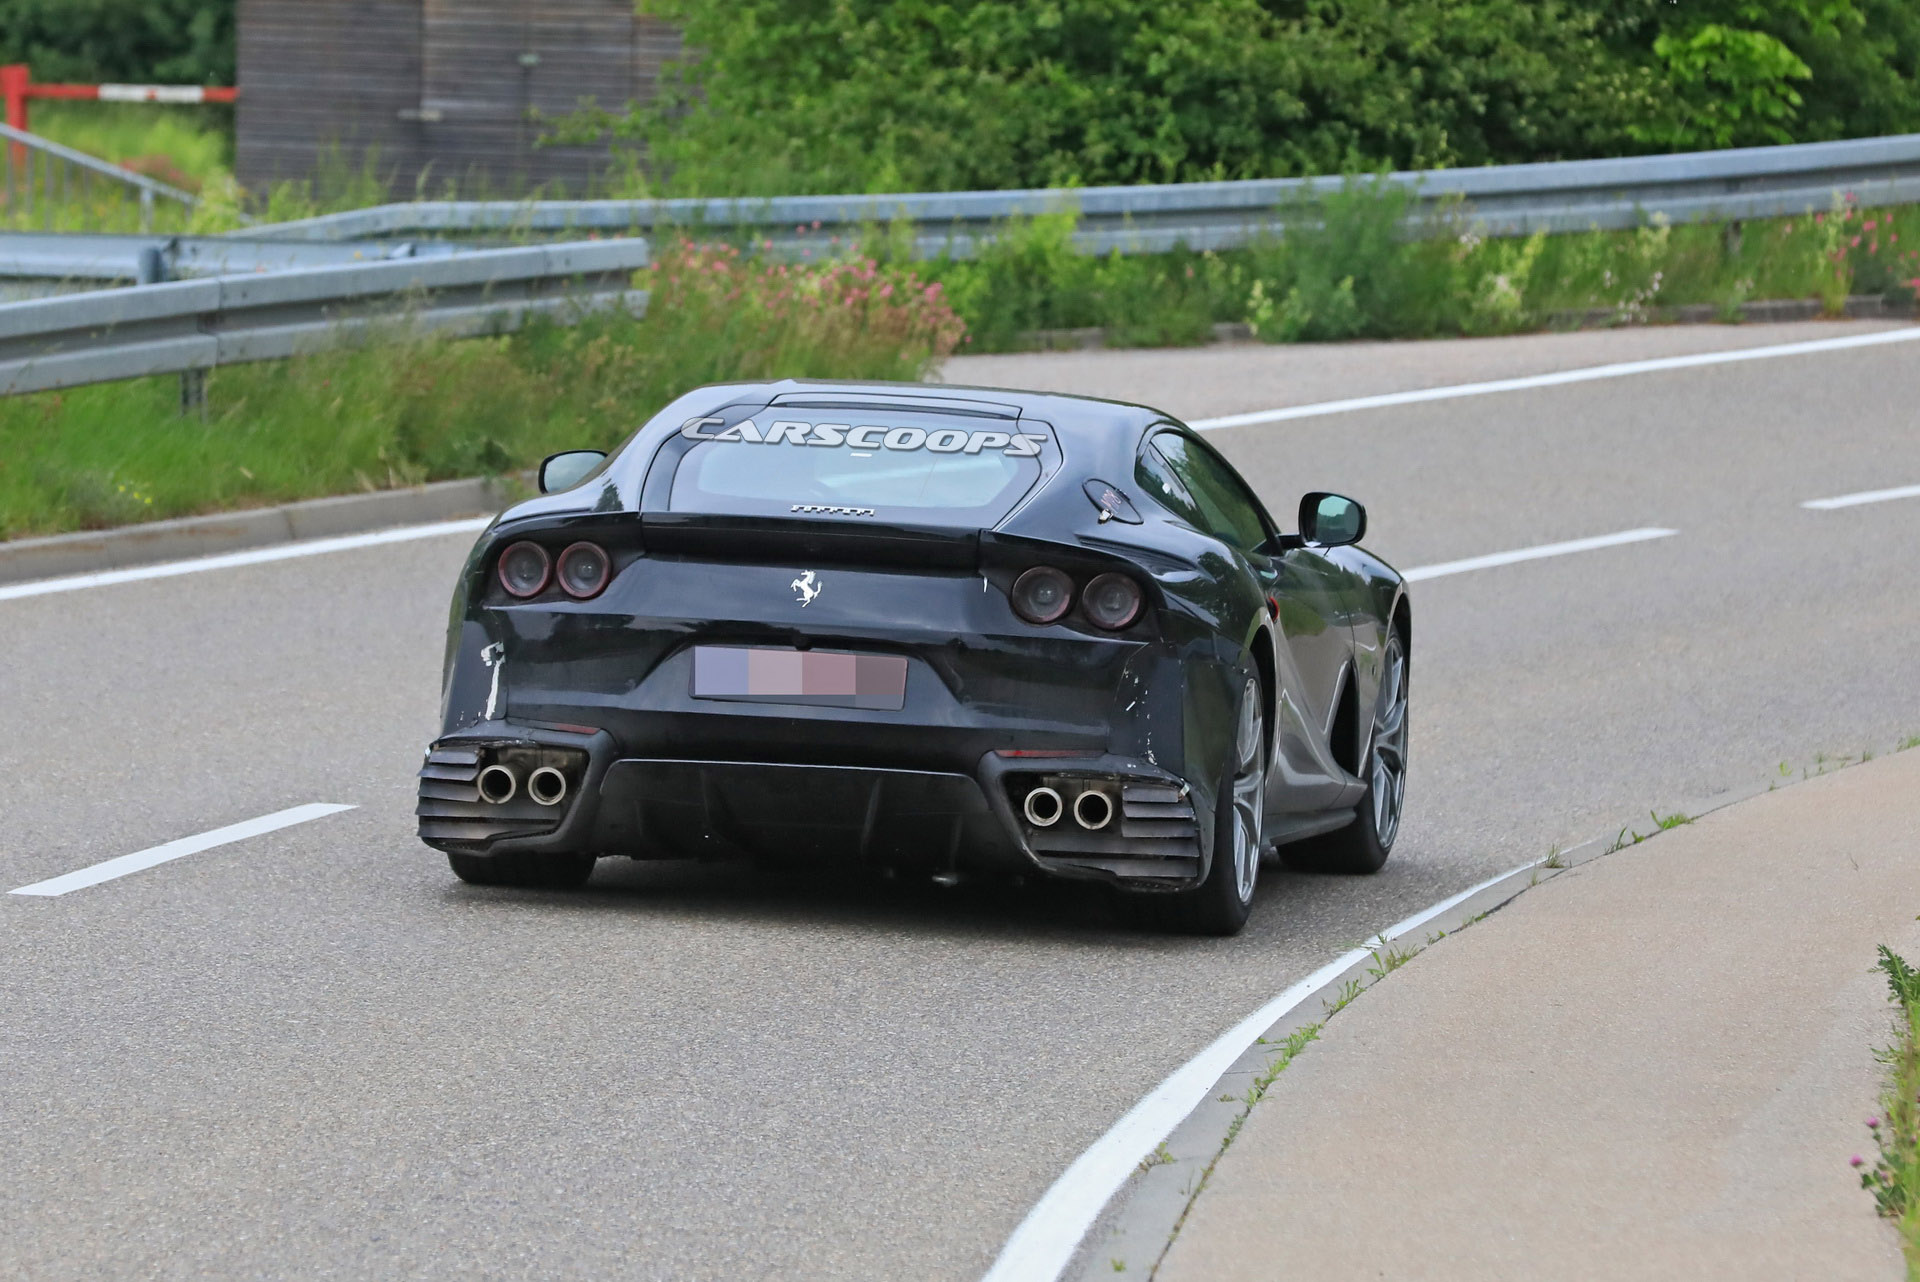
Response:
[1859,945,1920,1278]
[27,101,233,189]
[4,102,231,233]
[918,187,1920,352]
[0,242,963,539]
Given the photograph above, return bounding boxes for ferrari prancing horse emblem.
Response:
[791,570,823,607]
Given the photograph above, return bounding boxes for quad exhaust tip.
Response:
[1073,788,1115,831]
[1023,786,1064,827]
[477,764,518,805]
[527,766,569,807]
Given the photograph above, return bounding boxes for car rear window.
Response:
[667,409,1050,526]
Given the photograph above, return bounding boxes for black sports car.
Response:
[418,381,1409,934]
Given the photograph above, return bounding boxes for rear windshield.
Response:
[667,409,1049,526]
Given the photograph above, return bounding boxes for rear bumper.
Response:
[417,725,1210,889]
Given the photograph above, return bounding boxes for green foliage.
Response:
[0,244,962,538]
[620,0,1637,196]
[1860,946,1920,1272]
[607,0,1920,198]
[925,195,1920,353]
[1598,0,1920,150]
[1883,946,1920,1013]
[27,101,232,188]
[0,0,234,85]
[1635,23,1812,149]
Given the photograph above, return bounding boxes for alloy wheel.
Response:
[1371,636,1409,849]
[1229,677,1266,903]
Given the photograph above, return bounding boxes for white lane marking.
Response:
[1189,326,1920,431]
[1402,527,1678,582]
[8,804,356,897]
[1802,483,1920,511]
[980,860,1544,1282]
[0,517,494,604]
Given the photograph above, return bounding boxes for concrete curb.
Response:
[1068,862,1562,1281]
[1067,743,1911,1280]
[0,476,519,587]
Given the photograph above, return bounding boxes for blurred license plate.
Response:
[691,646,908,710]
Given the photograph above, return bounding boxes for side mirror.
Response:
[1298,492,1366,548]
[538,450,607,494]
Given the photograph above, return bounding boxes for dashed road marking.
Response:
[1189,326,1920,431]
[1802,483,1920,511]
[8,804,356,897]
[1402,527,1678,582]
[0,518,492,604]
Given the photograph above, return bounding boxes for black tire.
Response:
[447,851,598,889]
[1286,629,1407,875]
[1141,676,1265,936]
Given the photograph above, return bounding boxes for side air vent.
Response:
[415,742,579,849]
[1011,775,1203,881]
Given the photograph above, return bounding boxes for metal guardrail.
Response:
[0,231,466,284]
[0,239,649,397]
[2,122,199,232]
[226,132,1920,259]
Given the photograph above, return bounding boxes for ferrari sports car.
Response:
[417,380,1409,934]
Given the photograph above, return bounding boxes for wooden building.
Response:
[236,0,680,198]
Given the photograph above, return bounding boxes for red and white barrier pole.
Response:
[2,63,237,160]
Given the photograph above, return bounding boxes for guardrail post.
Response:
[140,187,154,233]
[179,368,208,419]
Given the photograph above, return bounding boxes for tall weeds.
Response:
[0,241,962,538]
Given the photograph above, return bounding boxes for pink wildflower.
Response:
[1851,1155,1865,1168]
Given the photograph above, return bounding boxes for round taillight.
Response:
[1011,567,1074,625]
[1083,572,1144,630]
[556,541,611,600]
[497,541,551,598]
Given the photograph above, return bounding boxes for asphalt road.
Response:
[3,321,1917,1280]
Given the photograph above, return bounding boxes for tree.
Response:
[0,0,235,85]
[620,0,1641,195]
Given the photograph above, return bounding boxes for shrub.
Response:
[597,0,1920,198]
[0,0,234,84]
[614,0,1637,196]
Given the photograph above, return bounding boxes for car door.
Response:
[1144,430,1352,810]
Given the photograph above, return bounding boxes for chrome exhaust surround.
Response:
[527,766,569,807]
[1023,786,1065,827]
[1073,788,1115,830]
[477,764,519,805]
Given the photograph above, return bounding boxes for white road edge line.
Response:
[0,517,495,604]
[1402,527,1678,582]
[1802,483,1920,511]
[1189,326,1920,431]
[8,804,357,897]
[980,859,1544,1282]
[975,859,1543,1282]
